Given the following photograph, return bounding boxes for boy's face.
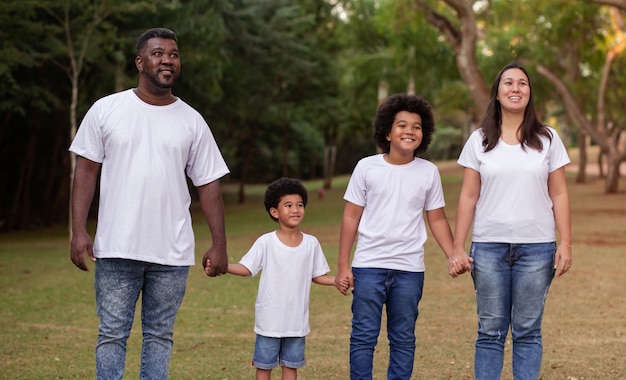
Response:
[269,194,305,228]
[386,110,423,156]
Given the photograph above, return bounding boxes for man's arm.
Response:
[70,156,101,271]
[197,180,228,277]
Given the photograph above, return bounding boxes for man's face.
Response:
[136,37,180,89]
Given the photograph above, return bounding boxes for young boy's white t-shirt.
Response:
[239,231,331,337]
[457,127,570,243]
[69,89,229,266]
[343,154,446,272]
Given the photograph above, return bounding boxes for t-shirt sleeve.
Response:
[343,160,367,206]
[69,103,105,163]
[186,118,230,187]
[547,128,571,172]
[424,167,446,211]
[238,236,266,277]
[457,130,481,171]
[311,237,331,278]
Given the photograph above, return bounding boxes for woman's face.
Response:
[497,68,530,114]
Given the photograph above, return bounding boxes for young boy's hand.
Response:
[338,277,350,293]
[203,259,211,275]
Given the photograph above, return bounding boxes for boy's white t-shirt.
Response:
[343,154,446,272]
[69,89,230,266]
[239,231,331,338]
[457,127,570,243]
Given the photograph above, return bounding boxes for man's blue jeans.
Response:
[470,242,556,380]
[349,267,424,380]
[94,258,189,380]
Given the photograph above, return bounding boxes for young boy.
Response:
[208,177,346,380]
[334,93,469,379]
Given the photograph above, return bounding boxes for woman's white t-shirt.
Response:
[457,127,570,243]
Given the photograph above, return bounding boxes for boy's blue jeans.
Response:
[470,242,555,380]
[349,267,424,380]
[94,258,189,380]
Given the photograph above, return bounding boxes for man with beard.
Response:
[69,28,229,379]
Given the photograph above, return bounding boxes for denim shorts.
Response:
[252,335,306,370]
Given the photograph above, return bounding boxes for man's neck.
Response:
[133,87,176,106]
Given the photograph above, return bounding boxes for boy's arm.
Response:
[312,274,335,286]
[228,263,252,277]
[336,202,363,295]
[426,207,471,277]
[206,258,252,277]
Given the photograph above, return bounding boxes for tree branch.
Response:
[589,0,626,10]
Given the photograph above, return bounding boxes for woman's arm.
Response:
[548,167,572,277]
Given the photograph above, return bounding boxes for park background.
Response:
[1,0,626,230]
[1,0,625,378]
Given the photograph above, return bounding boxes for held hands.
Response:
[448,249,473,278]
[203,245,228,277]
[334,269,353,295]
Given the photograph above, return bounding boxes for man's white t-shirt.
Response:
[238,231,330,337]
[457,127,570,243]
[343,154,446,272]
[69,89,229,266]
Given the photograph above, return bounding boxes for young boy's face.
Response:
[386,110,423,156]
[270,194,305,228]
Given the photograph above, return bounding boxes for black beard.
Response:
[144,69,178,89]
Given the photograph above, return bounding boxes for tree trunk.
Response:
[11,129,37,229]
[282,122,289,177]
[417,0,490,119]
[604,155,621,193]
[323,145,336,190]
[576,131,588,183]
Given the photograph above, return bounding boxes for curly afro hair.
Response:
[372,93,435,156]
[263,177,308,222]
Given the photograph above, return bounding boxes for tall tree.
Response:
[537,5,626,193]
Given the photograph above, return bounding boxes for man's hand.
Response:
[70,231,95,271]
[203,245,228,277]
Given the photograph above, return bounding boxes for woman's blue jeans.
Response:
[470,242,556,380]
[94,258,189,380]
[349,267,424,380]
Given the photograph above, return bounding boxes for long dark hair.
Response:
[480,62,552,152]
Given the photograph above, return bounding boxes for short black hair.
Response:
[263,178,308,222]
[136,28,177,55]
[372,93,435,156]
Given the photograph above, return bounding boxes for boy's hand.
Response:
[338,277,350,293]
[203,259,212,276]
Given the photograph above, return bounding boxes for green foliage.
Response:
[1,0,625,228]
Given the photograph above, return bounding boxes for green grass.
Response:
[1,166,625,379]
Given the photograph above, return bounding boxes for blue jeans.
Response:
[94,258,189,380]
[470,242,556,380]
[350,267,424,380]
